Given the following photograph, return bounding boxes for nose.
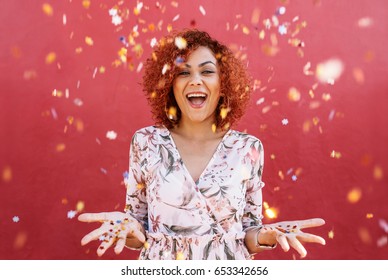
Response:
[189,73,203,86]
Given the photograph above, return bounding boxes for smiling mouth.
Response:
[186,92,207,107]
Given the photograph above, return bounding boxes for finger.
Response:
[276,234,290,252]
[297,232,326,245]
[129,227,146,243]
[81,227,109,245]
[97,235,116,257]
[114,232,127,255]
[295,218,325,229]
[78,212,114,223]
[288,236,307,258]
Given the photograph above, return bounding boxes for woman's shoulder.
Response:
[131,125,168,142]
[229,129,263,145]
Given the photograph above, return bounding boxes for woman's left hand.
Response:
[259,218,326,258]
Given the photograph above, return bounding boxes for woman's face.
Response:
[172,46,221,125]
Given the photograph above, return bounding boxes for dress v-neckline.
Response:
[166,128,231,185]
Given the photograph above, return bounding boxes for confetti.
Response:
[373,165,383,180]
[2,166,12,182]
[76,201,85,212]
[251,8,261,25]
[199,5,206,16]
[328,230,334,239]
[377,236,387,247]
[347,188,362,203]
[379,219,388,233]
[176,251,185,260]
[56,143,66,152]
[82,0,91,9]
[278,24,287,35]
[352,67,365,84]
[330,150,342,159]
[13,216,20,223]
[42,3,53,16]
[167,106,177,120]
[291,175,297,181]
[281,118,289,125]
[106,130,118,140]
[73,98,83,107]
[357,17,373,28]
[85,36,94,46]
[288,87,301,102]
[67,210,77,219]
[277,6,286,15]
[45,52,56,64]
[174,36,187,49]
[315,58,344,84]
[14,231,28,250]
[172,14,180,22]
[162,63,171,74]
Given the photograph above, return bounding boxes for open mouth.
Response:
[186,92,207,107]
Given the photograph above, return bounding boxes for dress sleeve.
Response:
[124,132,148,230]
[242,139,265,230]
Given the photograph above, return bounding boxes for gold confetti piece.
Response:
[176,251,185,260]
[162,64,171,75]
[278,170,284,180]
[76,201,85,212]
[56,143,66,152]
[265,207,278,219]
[212,123,217,133]
[352,67,365,84]
[143,241,150,249]
[315,58,344,84]
[303,120,312,132]
[328,230,334,239]
[167,24,173,32]
[99,66,106,73]
[364,50,375,62]
[347,188,362,203]
[85,36,94,46]
[45,52,56,64]
[373,165,383,180]
[2,166,12,182]
[220,107,231,119]
[366,213,374,219]
[174,36,187,49]
[171,1,179,8]
[75,47,83,54]
[11,46,22,58]
[251,8,261,25]
[14,231,28,250]
[42,3,53,16]
[288,87,301,102]
[61,198,68,205]
[136,183,144,190]
[330,150,342,159]
[75,119,84,132]
[258,30,265,40]
[167,106,177,120]
[358,227,372,244]
[24,70,38,80]
[82,0,91,9]
[261,44,279,57]
[322,93,331,101]
[242,26,250,35]
[52,89,63,98]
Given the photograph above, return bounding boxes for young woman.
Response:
[78,29,325,260]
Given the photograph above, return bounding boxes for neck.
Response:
[172,116,221,141]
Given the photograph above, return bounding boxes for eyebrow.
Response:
[184,61,217,68]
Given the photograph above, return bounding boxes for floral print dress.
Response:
[124,126,265,260]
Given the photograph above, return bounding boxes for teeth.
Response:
[187,93,206,98]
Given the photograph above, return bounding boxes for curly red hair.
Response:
[142,29,252,130]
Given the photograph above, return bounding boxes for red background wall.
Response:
[1,0,387,260]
